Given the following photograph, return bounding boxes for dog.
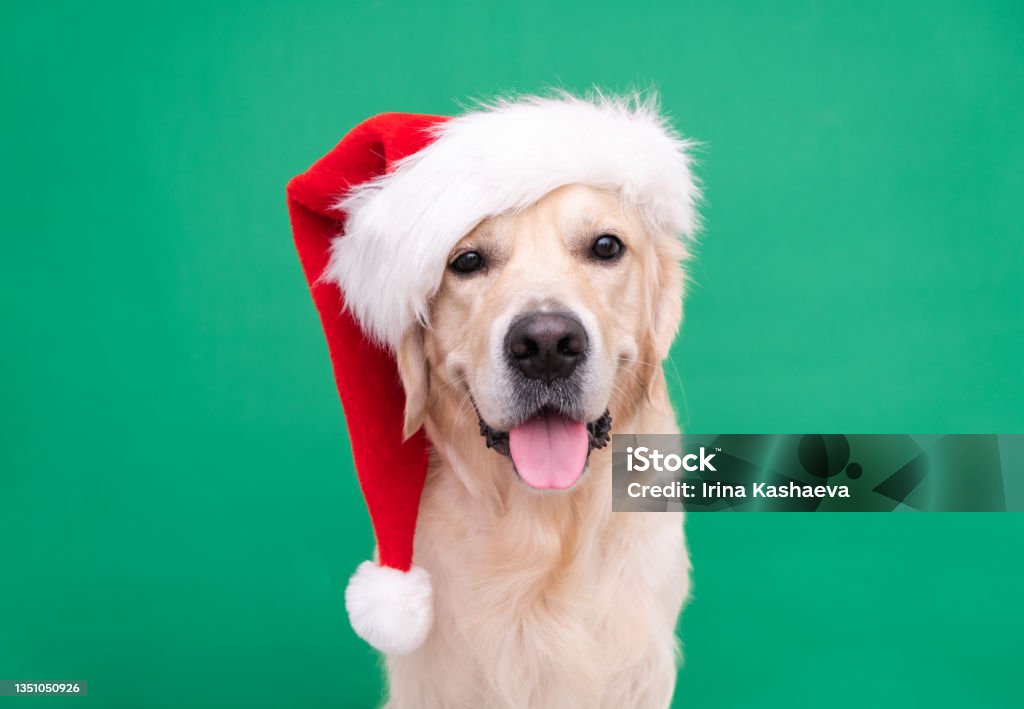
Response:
[383,182,691,707]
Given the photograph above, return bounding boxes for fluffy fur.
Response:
[324,94,699,350]
[380,185,693,708]
[345,562,434,656]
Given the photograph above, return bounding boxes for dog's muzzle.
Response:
[472,310,609,489]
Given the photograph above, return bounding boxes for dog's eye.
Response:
[450,251,485,274]
[591,235,624,261]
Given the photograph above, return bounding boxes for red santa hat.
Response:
[285,94,698,655]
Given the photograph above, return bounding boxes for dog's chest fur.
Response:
[383,444,689,709]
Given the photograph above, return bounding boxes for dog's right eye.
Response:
[450,251,485,274]
[591,234,624,261]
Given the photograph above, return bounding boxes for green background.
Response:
[2,1,1022,707]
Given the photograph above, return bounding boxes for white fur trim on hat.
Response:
[325,92,700,350]
[344,561,433,655]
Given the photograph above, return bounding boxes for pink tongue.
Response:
[509,410,590,490]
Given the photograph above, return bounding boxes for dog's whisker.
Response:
[450,386,477,449]
[608,380,635,411]
[434,372,469,400]
[617,354,686,420]
[438,373,470,396]
[664,355,690,425]
[619,355,660,370]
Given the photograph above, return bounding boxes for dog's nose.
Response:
[506,312,588,382]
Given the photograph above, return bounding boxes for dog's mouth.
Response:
[478,407,612,490]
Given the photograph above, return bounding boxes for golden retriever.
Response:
[385,183,690,708]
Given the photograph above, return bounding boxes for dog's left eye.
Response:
[450,251,485,274]
[591,234,624,260]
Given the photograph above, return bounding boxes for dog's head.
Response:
[320,96,699,494]
[396,183,687,491]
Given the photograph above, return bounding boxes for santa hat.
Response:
[285,93,698,655]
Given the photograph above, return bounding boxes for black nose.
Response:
[505,312,588,382]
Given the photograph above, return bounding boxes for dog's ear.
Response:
[650,234,688,361]
[396,326,430,440]
[633,232,687,415]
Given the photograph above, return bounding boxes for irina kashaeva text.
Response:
[624,445,850,500]
[628,479,851,500]
[611,434,1024,512]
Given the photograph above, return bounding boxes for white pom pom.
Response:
[344,561,433,655]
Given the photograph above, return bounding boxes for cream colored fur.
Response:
[387,185,690,708]
[326,94,699,350]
